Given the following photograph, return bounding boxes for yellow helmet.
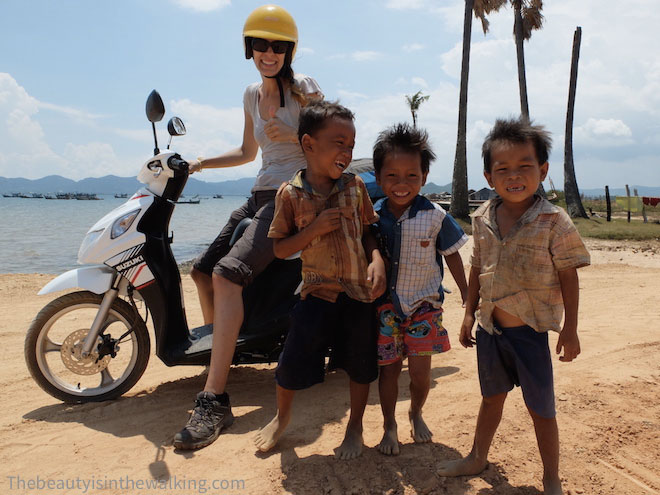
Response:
[243,4,298,60]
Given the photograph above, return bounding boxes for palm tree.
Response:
[450,0,545,219]
[472,0,545,119]
[564,27,588,218]
[512,0,544,120]
[450,0,505,219]
[405,91,430,128]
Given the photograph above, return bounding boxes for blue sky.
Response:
[2,0,658,190]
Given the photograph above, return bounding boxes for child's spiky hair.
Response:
[372,123,436,175]
[482,117,552,173]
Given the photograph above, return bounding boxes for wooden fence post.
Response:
[605,185,611,222]
[634,188,648,223]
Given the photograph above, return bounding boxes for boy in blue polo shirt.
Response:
[372,123,468,455]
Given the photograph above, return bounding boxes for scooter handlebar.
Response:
[167,155,189,172]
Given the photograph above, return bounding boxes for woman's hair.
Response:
[297,100,354,142]
[482,117,552,173]
[372,123,436,175]
[279,47,305,105]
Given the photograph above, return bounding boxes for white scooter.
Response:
[24,90,302,403]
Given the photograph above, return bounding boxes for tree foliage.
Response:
[405,91,430,128]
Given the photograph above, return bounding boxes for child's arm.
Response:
[444,251,468,306]
[362,229,386,299]
[458,265,481,348]
[556,267,581,362]
[272,208,343,259]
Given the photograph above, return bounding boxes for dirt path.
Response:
[1,239,658,495]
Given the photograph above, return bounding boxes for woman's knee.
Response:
[212,272,242,294]
[191,267,212,287]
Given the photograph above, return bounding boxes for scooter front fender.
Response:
[38,265,117,295]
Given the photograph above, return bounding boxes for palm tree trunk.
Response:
[513,0,529,120]
[450,0,474,220]
[564,27,588,218]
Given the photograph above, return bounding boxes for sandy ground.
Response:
[1,238,659,495]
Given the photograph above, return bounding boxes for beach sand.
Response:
[1,238,659,495]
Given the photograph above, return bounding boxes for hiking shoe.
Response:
[173,391,234,449]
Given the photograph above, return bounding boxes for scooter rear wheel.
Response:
[25,291,150,403]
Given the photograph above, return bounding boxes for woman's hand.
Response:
[264,107,298,143]
[188,158,203,174]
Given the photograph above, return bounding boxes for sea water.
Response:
[0,194,248,274]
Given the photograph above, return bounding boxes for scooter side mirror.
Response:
[167,117,186,136]
[146,90,165,123]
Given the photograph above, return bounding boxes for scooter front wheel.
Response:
[25,291,150,403]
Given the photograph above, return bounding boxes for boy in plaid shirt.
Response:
[254,100,385,459]
[371,123,468,455]
[438,118,590,495]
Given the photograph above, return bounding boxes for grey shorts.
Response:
[476,324,556,418]
[192,190,277,287]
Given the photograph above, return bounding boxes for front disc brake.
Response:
[60,329,111,375]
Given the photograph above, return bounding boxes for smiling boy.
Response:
[253,100,385,459]
[437,117,590,495]
[371,123,468,455]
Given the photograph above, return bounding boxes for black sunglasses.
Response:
[251,38,290,54]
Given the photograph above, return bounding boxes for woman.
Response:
[174,4,322,450]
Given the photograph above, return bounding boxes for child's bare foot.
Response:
[543,476,563,495]
[437,453,488,477]
[253,413,290,452]
[409,410,432,443]
[334,425,363,460]
[377,422,400,455]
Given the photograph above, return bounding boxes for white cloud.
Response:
[0,74,140,180]
[61,142,122,178]
[351,51,383,62]
[0,74,65,179]
[171,0,230,12]
[337,89,369,100]
[402,43,424,52]
[575,118,633,146]
[297,47,315,56]
[411,77,429,89]
[386,0,426,9]
[37,101,103,125]
[168,98,261,181]
[328,51,383,62]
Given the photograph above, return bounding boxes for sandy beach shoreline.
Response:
[1,238,659,495]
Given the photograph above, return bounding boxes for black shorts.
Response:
[276,294,378,390]
[192,190,277,287]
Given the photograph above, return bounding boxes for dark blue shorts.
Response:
[476,324,555,418]
[276,294,378,390]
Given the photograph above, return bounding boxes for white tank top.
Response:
[243,74,322,192]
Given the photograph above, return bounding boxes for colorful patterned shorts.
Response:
[376,301,450,365]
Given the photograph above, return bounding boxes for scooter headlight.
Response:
[111,209,140,239]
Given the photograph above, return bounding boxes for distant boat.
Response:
[177,194,200,204]
[18,192,43,198]
[213,194,223,199]
[74,193,102,200]
[56,192,73,199]
[114,193,128,198]
[44,194,57,200]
